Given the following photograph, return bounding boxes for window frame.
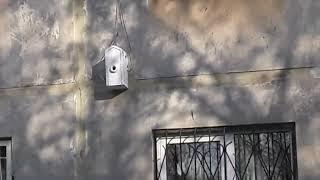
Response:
[0,139,12,180]
[152,122,298,180]
[156,135,235,180]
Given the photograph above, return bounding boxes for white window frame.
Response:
[0,140,12,180]
[156,135,235,180]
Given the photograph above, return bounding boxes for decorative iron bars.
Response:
[153,123,298,180]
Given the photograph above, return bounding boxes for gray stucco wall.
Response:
[85,1,320,178]
[87,0,320,79]
[1,0,319,87]
[0,0,75,88]
[0,93,76,179]
[84,69,320,180]
[0,0,319,180]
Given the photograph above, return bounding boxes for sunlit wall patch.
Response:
[147,0,285,35]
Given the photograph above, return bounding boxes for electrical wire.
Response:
[109,1,118,46]
[118,0,134,72]
[109,0,134,72]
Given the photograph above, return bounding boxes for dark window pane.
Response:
[166,142,220,180]
[234,132,292,180]
[1,159,6,180]
[0,146,6,157]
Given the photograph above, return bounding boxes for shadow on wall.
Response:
[139,0,289,78]
[85,0,320,180]
[0,0,76,88]
[0,0,319,180]
[86,70,320,180]
[0,94,76,179]
[86,0,319,79]
[0,0,79,179]
[92,59,127,100]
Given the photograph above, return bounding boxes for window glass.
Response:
[0,146,6,157]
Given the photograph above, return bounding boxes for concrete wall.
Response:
[0,0,319,180]
[84,68,320,180]
[0,91,76,179]
[0,0,85,179]
[87,0,320,79]
[0,0,75,88]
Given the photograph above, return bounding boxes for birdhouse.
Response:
[105,45,129,90]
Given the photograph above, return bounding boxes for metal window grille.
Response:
[0,139,12,180]
[153,123,298,180]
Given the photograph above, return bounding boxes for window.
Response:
[0,139,12,180]
[153,123,297,180]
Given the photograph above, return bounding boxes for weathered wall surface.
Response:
[0,93,76,179]
[0,0,85,179]
[0,0,75,88]
[85,1,320,178]
[0,0,319,180]
[85,68,320,180]
[87,0,320,79]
